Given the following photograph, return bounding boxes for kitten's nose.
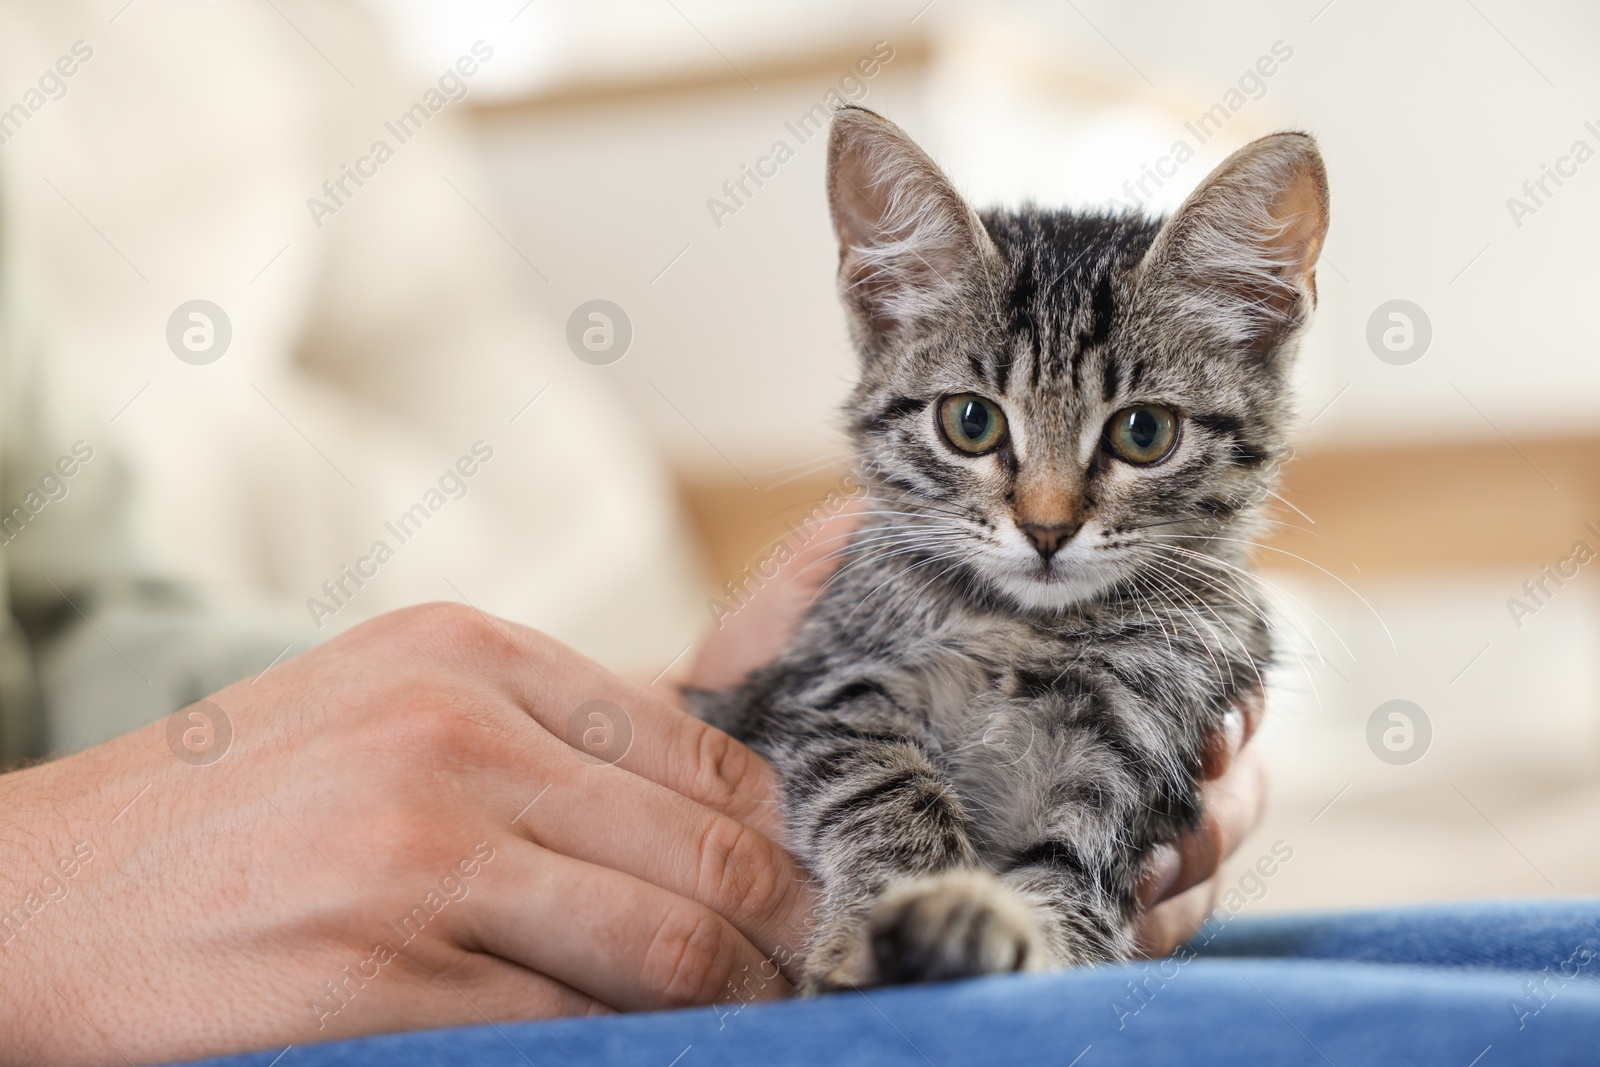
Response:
[1019,521,1080,561]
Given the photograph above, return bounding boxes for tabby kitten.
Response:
[693,106,1327,991]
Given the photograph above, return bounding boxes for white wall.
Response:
[389,0,1600,478]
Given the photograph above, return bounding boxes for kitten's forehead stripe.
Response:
[994,346,1014,393]
[981,210,1160,395]
[1128,358,1149,394]
[1100,352,1121,404]
[1083,275,1117,351]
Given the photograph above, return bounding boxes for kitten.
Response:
[693,105,1327,991]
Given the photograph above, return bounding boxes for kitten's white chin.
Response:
[987,565,1119,614]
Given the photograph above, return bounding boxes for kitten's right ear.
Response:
[827,106,997,342]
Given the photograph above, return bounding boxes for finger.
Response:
[516,753,817,969]
[448,697,815,969]
[1199,705,1246,780]
[437,610,790,842]
[463,838,793,1012]
[1134,871,1222,958]
[296,915,610,1041]
[429,952,612,1020]
[1142,742,1269,905]
[615,699,790,843]
[561,681,791,843]
[1200,685,1264,780]
[1237,683,1266,742]
[340,951,610,1039]
[1137,841,1183,908]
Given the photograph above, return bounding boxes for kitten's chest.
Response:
[906,619,1109,749]
[899,606,1208,764]
[799,573,1249,763]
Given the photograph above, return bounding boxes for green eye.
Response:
[937,394,1007,454]
[1106,405,1179,464]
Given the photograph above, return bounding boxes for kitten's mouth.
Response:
[1030,550,1088,583]
[984,546,1123,613]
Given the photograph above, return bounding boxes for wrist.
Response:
[0,727,166,1063]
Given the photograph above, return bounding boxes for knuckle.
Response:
[421,600,503,647]
[389,689,492,758]
[685,720,758,813]
[334,683,514,798]
[407,601,558,676]
[697,815,787,928]
[383,600,478,639]
[362,602,502,668]
[642,904,740,1007]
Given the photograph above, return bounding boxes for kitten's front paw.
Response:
[869,869,1052,985]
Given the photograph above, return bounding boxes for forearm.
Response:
[0,733,158,1064]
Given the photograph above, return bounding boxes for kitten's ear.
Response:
[1139,132,1329,358]
[827,106,997,341]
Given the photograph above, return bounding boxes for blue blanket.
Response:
[188,900,1600,1066]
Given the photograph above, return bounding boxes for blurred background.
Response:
[0,0,1596,916]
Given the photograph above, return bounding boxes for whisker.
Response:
[811,538,968,595]
[1177,535,1394,654]
[1266,489,1314,526]
[1144,541,1353,667]
[1139,567,1230,686]
[841,549,973,625]
[1145,546,1331,716]
[1141,556,1269,695]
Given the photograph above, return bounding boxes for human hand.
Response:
[1133,686,1269,956]
[0,603,814,1064]
[685,499,864,694]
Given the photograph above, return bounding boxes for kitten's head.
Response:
[827,106,1328,613]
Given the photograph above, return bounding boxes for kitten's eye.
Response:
[937,394,1007,455]
[1105,405,1179,465]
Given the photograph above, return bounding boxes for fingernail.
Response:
[1223,707,1246,755]
[1139,842,1181,907]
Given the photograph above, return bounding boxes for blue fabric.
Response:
[190,900,1600,1067]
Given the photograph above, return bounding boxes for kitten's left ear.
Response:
[1139,132,1329,358]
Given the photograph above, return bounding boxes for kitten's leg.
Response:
[774,723,1053,991]
[990,749,1204,967]
[997,843,1145,966]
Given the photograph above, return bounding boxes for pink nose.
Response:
[1019,522,1080,561]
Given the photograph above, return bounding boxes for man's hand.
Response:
[1134,687,1269,956]
[686,504,1270,958]
[0,603,814,1065]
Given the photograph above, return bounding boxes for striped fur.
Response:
[692,107,1328,990]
